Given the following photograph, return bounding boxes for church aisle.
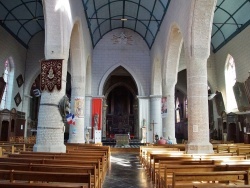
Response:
[103,152,154,188]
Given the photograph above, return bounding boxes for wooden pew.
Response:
[0,170,91,188]
[0,182,87,188]
[150,154,246,182]
[193,185,250,187]
[156,160,217,187]
[0,162,99,188]
[172,171,249,188]
[0,157,102,187]
[66,144,111,168]
[11,152,108,179]
[160,164,219,188]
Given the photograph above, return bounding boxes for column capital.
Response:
[92,95,105,99]
[149,95,162,99]
[137,96,150,99]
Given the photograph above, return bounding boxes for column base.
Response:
[185,142,214,154]
[33,144,66,153]
[67,138,86,143]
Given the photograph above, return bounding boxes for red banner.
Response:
[40,59,63,92]
[92,98,102,130]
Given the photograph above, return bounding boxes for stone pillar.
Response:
[138,97,150,142]
[186,56,213,154]
[68,75,85,143]
[33,59,67,152]
[162,86,176,144]
[150,95,162,139]
[84,95,92,138]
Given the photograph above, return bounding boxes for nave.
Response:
[103,153,154,188]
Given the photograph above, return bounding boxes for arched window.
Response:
[0,59,10,109]
[176,97,180,123]
[225,54,237,112]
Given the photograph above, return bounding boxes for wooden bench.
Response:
[156,160,217,187]
[172,171,249,188]
[10,152,108,179]
[0,169,91,188]
[193,184,250,187]
[150,154,246,182]
[0,182,88,188]
[0,162,99,188]
[0,157,102,188]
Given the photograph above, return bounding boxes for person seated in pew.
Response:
[158,137,166,144]
[166,136,173,144]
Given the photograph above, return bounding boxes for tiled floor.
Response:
[103,152,154,188]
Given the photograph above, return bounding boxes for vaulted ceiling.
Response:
[0,0,249,53]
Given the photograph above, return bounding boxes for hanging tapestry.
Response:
[40,59,63,92]
[74,97,84,118]
[92,98,103,130]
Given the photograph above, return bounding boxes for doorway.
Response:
[1,121,9,141]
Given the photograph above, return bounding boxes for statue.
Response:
[94,113,99,130]
[86,131,90,144]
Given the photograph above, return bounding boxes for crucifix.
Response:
[150,120,157,143]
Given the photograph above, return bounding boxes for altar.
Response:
[115,134,129,146]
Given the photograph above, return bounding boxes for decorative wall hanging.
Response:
[16,74,24,87]
[40,59,63,92]
[14,92,22,107]
[74,97,84,118]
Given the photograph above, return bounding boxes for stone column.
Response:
[150,95,162,139]
[33,59,67,152]
[68,75,85,143]
[186,56,213,154]
[138,97,150,142]
[84,95,92,138]
[162,85,176,144]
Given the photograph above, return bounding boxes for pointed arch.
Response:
[162,23,183,93]
[85,55,92,95]
[98,63,144,96]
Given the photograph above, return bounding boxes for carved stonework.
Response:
[112,32,133,45]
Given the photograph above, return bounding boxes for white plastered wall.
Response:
[0,27,27,111]
[214,26,250,113]
[93,28,150,96]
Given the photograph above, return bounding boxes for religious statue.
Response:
[85,131,90,144]
[94,113,99,130]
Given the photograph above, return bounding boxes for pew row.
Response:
[0,170,91,188]
[172,171,249,188]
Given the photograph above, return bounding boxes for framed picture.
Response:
[16,74,24,87]
[14,92,22,107]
